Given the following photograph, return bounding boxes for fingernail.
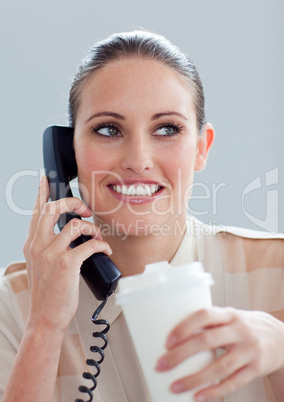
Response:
[171,382,184,393]
[39,174,45,185]
[166,335,177,348]
[155,357,167,371]
[195,395,206,401]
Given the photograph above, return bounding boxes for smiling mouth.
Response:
[109,184,162,197]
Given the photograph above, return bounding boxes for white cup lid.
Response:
[115,261,214,305]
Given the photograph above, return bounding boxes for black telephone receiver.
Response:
[43,125,121,300]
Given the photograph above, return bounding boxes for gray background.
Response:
[1,0,283,267]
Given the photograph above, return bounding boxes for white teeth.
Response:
[136,185,144,196]
[112,184,160,196]
[121,185,128,195]
[127,185,136,196]
[144,185,151,196]
[151,184,157,193]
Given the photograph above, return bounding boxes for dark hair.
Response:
[68,30,206,132]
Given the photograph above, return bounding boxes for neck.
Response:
[100,217,187,277]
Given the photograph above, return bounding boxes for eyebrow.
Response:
[85,111,125,124]
[151,112,188,121]
[85,110,188,124]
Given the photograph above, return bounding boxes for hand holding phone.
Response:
[43,125,121,300]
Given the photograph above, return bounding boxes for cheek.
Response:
[76,148,92,189]
[165,143,197,211]
[76,143,124,208]
[75,146,106,204]
[76,143,111,183]
[164,143,197,183]
[79,146,107,170]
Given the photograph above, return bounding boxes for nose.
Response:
[120,133,154,173]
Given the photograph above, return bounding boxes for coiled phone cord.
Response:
[75,295,110,402]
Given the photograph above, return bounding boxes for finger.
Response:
[26,175,50,241]
[170,346,254,396]
[36,197,92,240]
[193,365,256,401]
[156,324,241,371]
[50,219,104,251]
[166,307,236,349]
[68,238,113,268]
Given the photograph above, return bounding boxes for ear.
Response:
[194,123,215,171]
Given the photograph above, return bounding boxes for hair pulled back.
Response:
[68,30,206,132]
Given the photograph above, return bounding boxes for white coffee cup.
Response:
[115,261,215,402]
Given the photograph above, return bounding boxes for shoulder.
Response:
[216,224,284,271]
[0,263,28,394]
[3,261,27,275]
[188,215,284,240]
[189,216,284,272]
[0,262,29,325]
[0,262,29,374]
[1,262,28,294]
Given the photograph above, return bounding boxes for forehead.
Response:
[76,58,196,122]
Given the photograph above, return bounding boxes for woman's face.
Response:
[74,58,213,237]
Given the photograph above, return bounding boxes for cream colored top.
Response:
[0,216,284,401]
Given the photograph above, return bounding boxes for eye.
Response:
[153,124,182,136]
[93,124,121,137]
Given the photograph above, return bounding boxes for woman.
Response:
[1,30,284,402]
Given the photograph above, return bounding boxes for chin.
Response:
[94,211,182,240]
